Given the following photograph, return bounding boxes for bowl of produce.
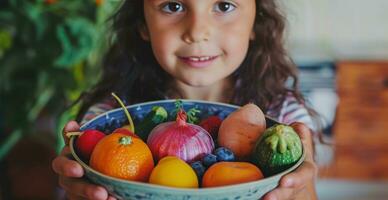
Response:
[69,99,305,200]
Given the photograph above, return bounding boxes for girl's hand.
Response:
[52,121,117,200]
[263,122,318,200]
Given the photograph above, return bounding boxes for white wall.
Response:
[280,0,388,63]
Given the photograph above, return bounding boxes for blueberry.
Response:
[190,161,206,180]
[214,147,235,162]
[202,153,218,167]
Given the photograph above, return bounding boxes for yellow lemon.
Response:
[149,156,198,188]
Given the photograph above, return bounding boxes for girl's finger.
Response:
[52,149,84,177]
[108,196,118,200]
[65,194,87,200]
[290,122,312,147]
[290,122,314,161]
[62,120,80,145]
[59,176,109,200]
[279,160,318,189]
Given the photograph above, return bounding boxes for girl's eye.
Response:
[161,2,185,13]
[214,2,236,13]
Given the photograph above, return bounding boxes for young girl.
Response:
[52,0,318,199]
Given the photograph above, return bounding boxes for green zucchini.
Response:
[135,106,168,141]
[252,124,302,176]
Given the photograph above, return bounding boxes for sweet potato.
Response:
[217,103,266,160]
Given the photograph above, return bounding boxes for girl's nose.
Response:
[182,13,211,44]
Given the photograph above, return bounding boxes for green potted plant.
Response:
[0,0,121,159]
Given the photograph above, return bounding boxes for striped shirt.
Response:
[81,94,314,130]
[266,94,314,130]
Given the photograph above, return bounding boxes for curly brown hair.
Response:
[75,0,307,122]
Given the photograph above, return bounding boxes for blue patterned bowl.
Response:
[69,99,305,200]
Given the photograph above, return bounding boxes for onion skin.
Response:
[147,110,215,163]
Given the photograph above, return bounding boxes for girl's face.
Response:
[143,0,256,87]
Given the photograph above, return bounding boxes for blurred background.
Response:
[0,0,387,199]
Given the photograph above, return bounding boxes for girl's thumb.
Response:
[62,120,80,145]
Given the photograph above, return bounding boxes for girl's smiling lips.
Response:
[178,55,219,68]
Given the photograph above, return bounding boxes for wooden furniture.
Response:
[320,61,388,180]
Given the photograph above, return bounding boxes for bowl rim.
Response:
[81,99,281,130]
[80,99,241,129]
[70,99,306,192]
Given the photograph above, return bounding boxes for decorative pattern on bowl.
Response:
[69,99,305,200]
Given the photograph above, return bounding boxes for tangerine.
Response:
[90,133,154,182]
[202,162,264,187]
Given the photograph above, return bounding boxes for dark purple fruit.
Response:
[190,161,206,180]
[214,147,235,162]
[202,153,218,167]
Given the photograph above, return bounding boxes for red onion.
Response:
[147,109,215,163]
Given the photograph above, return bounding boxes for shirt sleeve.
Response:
[80,99,117,125]
[267,94,315,131]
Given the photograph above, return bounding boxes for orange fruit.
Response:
[90,133,154,182]
[202,162,264,187]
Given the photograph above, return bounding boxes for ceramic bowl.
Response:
[69,99,305,200]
